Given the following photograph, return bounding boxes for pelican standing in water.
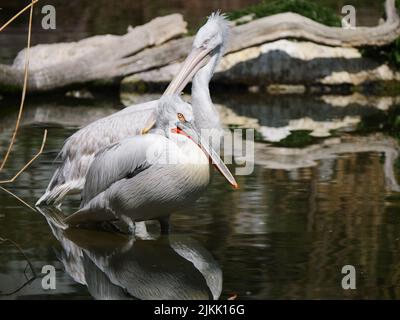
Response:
[64,95,237,233]
[36,12,230,206]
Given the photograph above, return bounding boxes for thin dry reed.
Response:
[0,1,47,211]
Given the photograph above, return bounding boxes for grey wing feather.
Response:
[80,134,164,208]
[37,100,158,206]
[62,100,157,171]
[65,134,168,226]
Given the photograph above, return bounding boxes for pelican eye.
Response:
[202,38,211,48]
[177,113,185,122]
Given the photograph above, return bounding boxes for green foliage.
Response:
[389,38,400,69]
[383,0,400,69]
[362,38,400,70]
[274,130,317,148]
[356,110,387,133]
[361,1,400,70]
[384,107,400,137]
[357,105,400,139]
[227,0,341,27]
[376,81,400,96]
[395,154,400,170]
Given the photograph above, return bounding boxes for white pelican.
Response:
[36,12,229,206]
[63,95,237,233]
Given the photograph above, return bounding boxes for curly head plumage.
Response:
[193,11,231,54]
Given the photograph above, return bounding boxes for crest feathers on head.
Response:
[207,10,231,43]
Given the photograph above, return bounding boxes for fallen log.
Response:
[0,14,187,92]
[1,0,400,93]
[228,0,400,48]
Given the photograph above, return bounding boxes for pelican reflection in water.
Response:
[41,208,222,300]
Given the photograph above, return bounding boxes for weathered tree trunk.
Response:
[0,14,187,92]
[228,0,400,48]
[1,0,400,93]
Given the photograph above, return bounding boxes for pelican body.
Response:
[36,12,230,206]
[65,95,237,232]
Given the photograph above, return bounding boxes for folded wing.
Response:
[81,134,166,207]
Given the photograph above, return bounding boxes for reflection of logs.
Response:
[254,134,400,192]
[1,95,398,192]
[214,93,385,128]
[0,101,120,137]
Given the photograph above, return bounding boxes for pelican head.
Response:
[164,12,230,94]
[155,95,194,133]
[193,11,230,55]
[156,95,238,189]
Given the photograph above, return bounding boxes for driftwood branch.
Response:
[0,0,34,171]
[0,186,36,212]
[0,0,399,92]
[0,236,37,296]
[0,1,48,213]
[0,129,48,184]
[228,0,400,49]
[0,0,38,32]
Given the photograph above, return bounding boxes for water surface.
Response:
[1,0,400,300]
[1,92,400,299]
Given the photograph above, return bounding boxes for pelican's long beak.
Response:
[177,122,239,189]
[164,46,212,95]
[142,47,212,135]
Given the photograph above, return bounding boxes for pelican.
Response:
[36,12,229,206]
[63,95,237,233]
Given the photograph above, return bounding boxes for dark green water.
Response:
[1,93,400,299]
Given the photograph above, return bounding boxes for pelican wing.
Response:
[37,100,158,205]
[62,101,157,168]
[80,134,166,208]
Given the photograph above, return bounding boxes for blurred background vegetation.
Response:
[0,0,385,62]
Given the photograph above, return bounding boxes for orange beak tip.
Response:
[232,183,239,190]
